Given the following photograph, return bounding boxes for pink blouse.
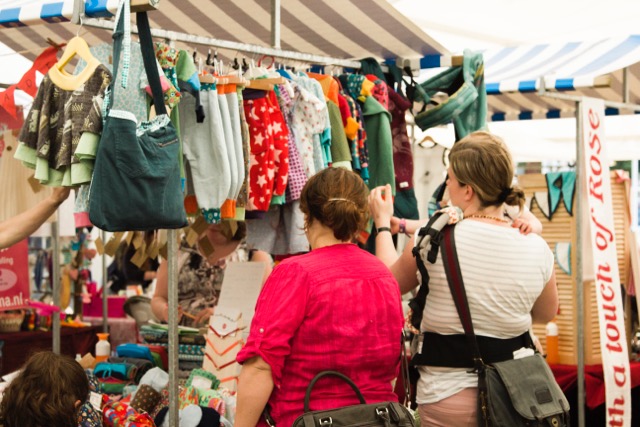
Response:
[237,243,404,427]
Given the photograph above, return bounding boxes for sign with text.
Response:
[581,97,630,426]
[0,239,29,311]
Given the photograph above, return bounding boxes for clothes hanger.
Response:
[48,18,101,91]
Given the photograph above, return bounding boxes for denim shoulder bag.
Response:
[89,0,187,231]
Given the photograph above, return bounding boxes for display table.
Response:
[549,363,640,427]
[0,325,101,375]
[84,316,139,350]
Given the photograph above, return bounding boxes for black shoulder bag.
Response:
[440,225,570,427]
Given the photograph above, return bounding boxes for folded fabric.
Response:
[130,384,162,415]
[138,367,169,393]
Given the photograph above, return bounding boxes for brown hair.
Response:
[449,131,526,211]
[0,351,89,427]
[299,167,369,241]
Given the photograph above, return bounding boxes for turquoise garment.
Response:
[362,96,395,195]
[415,49,487,140]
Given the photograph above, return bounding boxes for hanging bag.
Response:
[89,0,187,231]
[439,225,570,427]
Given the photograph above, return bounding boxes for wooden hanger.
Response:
[48,36,101,91]
[246,79,275,91]
[199,73,217,84]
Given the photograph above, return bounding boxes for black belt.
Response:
[411,331,533,368]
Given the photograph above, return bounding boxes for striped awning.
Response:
[0,0,449,66]
[484,35,640,121]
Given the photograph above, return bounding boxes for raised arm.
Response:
[0,187,70,249]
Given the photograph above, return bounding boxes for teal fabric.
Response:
[394,188,420,220]
[359,57,387,83]
[545,171,576,217]
[89,8,187,231]
[415,49,487,140]
[362,96,395,195]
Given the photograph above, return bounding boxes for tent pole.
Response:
[51,220,61,354]
[575,100,586,427]
[271,0,281,49]
[167,229,179,427]
[539,89,640,112]
[81,17,366,69]
[101,230,108,333]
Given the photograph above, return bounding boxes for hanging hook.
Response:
[192,48,198,65]
[206,48,212,66]
[76,14,84,37]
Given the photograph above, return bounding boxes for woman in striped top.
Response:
[369,131,558,427]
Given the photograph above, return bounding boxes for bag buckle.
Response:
[467,357,485,374]
[319,417,333,427]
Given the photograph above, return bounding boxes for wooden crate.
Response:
[518,172,630,365]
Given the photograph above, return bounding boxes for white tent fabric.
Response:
[0,0,448,64]
[483,35,640,121]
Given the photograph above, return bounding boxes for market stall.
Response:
[0,1,451,426]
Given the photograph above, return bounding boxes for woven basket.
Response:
[0,311,25,333]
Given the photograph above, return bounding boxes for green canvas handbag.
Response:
[89,1,186,231]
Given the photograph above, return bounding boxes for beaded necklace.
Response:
[465,214,510,224]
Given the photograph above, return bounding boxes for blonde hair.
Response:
[449,131,525,211]
[300,167,369,241]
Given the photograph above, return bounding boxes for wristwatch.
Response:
[399,218,407,235]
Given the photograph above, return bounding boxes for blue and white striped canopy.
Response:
[484,35,640,121]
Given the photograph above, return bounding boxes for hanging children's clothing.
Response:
[246,200,309,256]
[14,65,112,187]
[274,81,307,203]
[179,87,232,224]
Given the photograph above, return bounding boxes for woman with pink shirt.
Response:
[235,167,404,427]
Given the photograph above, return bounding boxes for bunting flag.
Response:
[0,45,60,119]
[545,171,576,216]
[532,191,551,219]
[554,242,572,276]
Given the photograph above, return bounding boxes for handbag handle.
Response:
[303,371,366,413]
[108,0,166,117]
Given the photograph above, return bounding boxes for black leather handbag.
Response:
[291,371,415,427]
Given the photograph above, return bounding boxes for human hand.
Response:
[368,184,394,229]
[51,187,71,205]
[389,216,402,235]
[191,307,214,326]
[511,218,532,235]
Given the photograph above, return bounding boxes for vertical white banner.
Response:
[581,97,631,426]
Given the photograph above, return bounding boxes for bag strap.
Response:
[410,211,446,309]
[400,332,411,406]
[440,225,485,372]
[109,0,166,116]
[136,10,167,116]
[304,371,366,413]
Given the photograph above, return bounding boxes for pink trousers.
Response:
[418,387,478,427]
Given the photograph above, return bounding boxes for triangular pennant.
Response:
[555,242,572,276]
[560,171,576,215]
[545,172,563,219]
[533,192,551,219]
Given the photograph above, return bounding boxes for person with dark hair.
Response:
[151,220,272,327]
[369,131,558,426]
[0,351,89,427]
[234,167,404,427]
[107,231,160,294]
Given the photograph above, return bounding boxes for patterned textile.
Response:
[175,242,250,326]
[15,67,112,184]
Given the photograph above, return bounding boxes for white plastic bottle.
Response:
[95,332,111,363]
